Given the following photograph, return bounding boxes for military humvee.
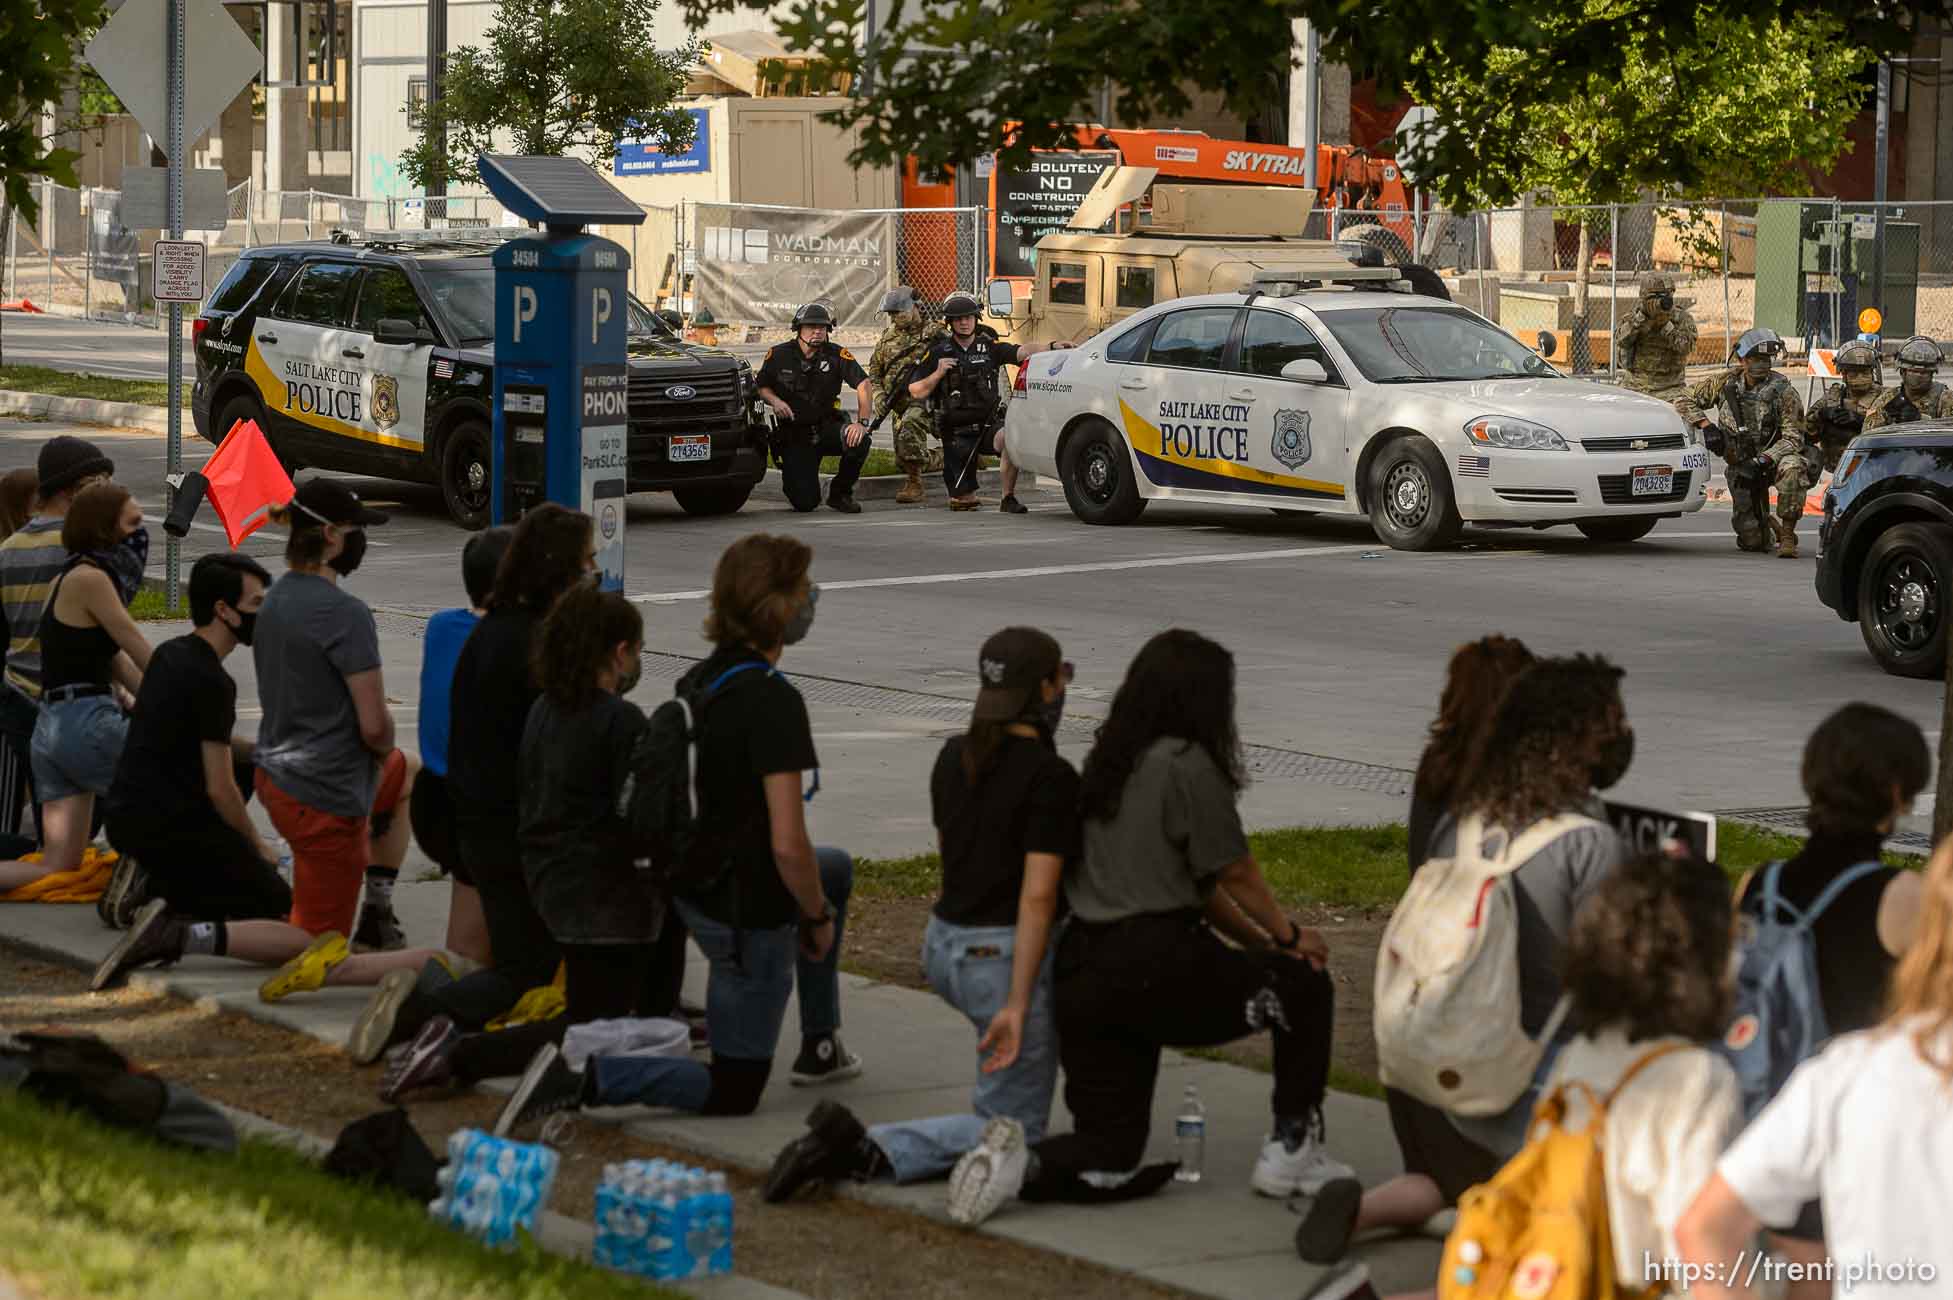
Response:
[982,166,1377,348]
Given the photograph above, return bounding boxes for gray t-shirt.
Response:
[1424,807,1623,1035]
[1067,737,1250,923]
[253,571,383,818]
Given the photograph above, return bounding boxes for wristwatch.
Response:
[1275,921,1303,951]
[801,903,836,928]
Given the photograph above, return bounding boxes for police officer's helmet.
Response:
[1835,339,1879,371]
[1641,272,1676,296]
[1897,334,1944,371]
[879,286,919,315]
[1733,327,1785,360]
[940,291,983,321]
[792,301,837,330]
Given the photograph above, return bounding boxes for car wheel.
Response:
[674,484,753,516]
[1367,437,1461,550]
[1061,419,1146,525]
[440,420,492,531]
[215,391,297,473]
[1575,517,1660,544]
[1856,522,1953,678]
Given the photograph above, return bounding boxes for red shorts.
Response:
[257,749,409,937]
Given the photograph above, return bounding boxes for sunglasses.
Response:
[1059,660,1075,684]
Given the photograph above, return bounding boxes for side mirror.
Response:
[375,317,423,346]
[986,279,1023,321]
[1535,329,1558,359]
[1281,358,1330,383]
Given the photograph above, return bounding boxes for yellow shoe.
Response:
[259,931,349,1003]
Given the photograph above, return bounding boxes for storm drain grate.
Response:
[1716,805,1935,855]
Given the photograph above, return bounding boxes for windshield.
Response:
[1315,305,1556,383]
[419,265,674,345]
[626,294,677,338]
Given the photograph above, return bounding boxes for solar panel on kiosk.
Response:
[477,155,647,230]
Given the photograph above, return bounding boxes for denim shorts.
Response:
[30,692,127,802]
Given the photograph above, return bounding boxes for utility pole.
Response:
[427,0,448,219]
[1291,19,1320,192]
[1873,55,1890,314]
[165,0,185,611]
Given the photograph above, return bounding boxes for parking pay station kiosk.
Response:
[479,154,645,592]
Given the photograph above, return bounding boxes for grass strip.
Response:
[0,1087,681,1300]
[0,364,184,409]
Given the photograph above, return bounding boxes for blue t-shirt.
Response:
[417,607,479,777]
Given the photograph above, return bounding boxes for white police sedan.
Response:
[1004,285,1708,549]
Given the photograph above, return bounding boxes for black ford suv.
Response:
[190,233,765,528]
[1815,422,1953,676]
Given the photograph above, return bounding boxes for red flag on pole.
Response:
[202,417,294,546]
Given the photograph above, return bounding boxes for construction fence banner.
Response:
[689,202,896,329]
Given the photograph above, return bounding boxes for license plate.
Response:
[668,435,711,463]
[1631,464,1674,496]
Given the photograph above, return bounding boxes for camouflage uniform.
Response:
[1862,381,1953,431]
[869,313,945,472]
[1676,366,1815,553]
[1616,274,1698,401]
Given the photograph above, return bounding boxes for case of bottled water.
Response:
[591,1158,735,1280]
[426,1128,561,1248]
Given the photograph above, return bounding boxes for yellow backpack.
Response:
[1437,1044,1681,1300]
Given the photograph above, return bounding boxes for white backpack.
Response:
[1374,812,1598,1116]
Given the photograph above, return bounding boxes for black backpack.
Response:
[618,660,773,896]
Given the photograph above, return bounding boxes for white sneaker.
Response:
[1250,1132,1354,1199]
[947,1116,1029,1226]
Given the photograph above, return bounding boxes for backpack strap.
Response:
[1488,811,1609,876]
[682,660,778,821]
[1800,860,1888,930]
[1601,1041,1689,1111]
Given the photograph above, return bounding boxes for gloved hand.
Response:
[1749,455,1774,478]
[1702,424,1727,458]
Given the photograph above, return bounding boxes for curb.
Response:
[0,388,177,434]
[748,466,1004,504]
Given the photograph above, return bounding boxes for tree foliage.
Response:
[1,0,106,224]
[401,0,698,192]
[672,0,1921,207]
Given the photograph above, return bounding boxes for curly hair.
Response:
[1457,654,1625,833]
[1562,853,1733,1043]
[1803,703,1929,836]
[488,503,594,613]
[533,585,643,711]
[1412,635,1536,812]
[703,533,812,650]
[1080,629,1243,823]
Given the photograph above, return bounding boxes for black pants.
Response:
[450,940,658,1083]
[415,821,562,1037]
[943,421,998,498]
[778,422,869,512]
[407,769,468,884]
[0,687,39,841]
[1027,911,1334,1184]
[107,813,292,922]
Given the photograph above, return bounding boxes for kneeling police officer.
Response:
[905,291,1071,513]
[757,302,874,514]
[1675,327,1814,558]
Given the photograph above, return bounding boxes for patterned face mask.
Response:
[83,526,149,607]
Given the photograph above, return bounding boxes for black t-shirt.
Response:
[447,604,540,838]
[904,331,1025,430]
[1746,830,1898,1034]
[682,645,819,929]
[756,340,868,431]
[930,733,1081,928]
[106,634,236,828]
[520,690,656,945]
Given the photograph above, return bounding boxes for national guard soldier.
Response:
[1863,335,1953,432]
[1676,327,1816,558]
[868,286,944,505]
[1616,272,1698,400]
[905,291,1070,513]
[1808,337,1881,471]
[755,302,874,514]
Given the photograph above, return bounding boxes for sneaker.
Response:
[493,1042,587,1138]
[948,497,981,512]
[790,1034,863,1086]
[347,967,421,1065]
[98,854,151,930]
[764,1100,868,1203]
[379,1014,460,1103]
[1294,1175,1364,1263]
[998,494,1028,515]
[1300,1262,1380,1300]
[258,931,349,1003]
[947,1116,1028,1226]
[351,900,406,953]
[825,492,862,515]
[90,898,184,991]
[1250,1131,1355,1199]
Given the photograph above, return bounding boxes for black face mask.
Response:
[1592,727,1635,790]
[617,656,642,695]
[328,529,368,577]
[227,607,257,647]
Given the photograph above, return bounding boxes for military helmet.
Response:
[791,301,836,330]
[1640,272,1675,295]
[879,285,919,315]
[1897,334,1944,370]
[1733,327,1785,359]
[940,290,983,320]
[1835,339,1879,370]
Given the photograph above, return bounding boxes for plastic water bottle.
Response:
[706,1171,735,1276]
[1174,1083,1206,1183]
[269,837,294,883]
[684,1172,716,1279]
[653,1178,684,1280]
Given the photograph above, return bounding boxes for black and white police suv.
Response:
[191,231,766,528]
[1005,273,1709,550]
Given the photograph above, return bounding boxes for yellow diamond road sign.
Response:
[85,0,260,160]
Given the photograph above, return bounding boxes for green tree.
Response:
[671,0,1918,208]
[401,0,698,192]
[1,0,107,225]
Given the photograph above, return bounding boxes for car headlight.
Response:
[1463,414,1568,451]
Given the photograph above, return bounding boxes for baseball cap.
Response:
[972,627,1065,723]
[289,478,389,528]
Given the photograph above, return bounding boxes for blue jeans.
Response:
[867,915,1060,1183]
[590,846,853,1113]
